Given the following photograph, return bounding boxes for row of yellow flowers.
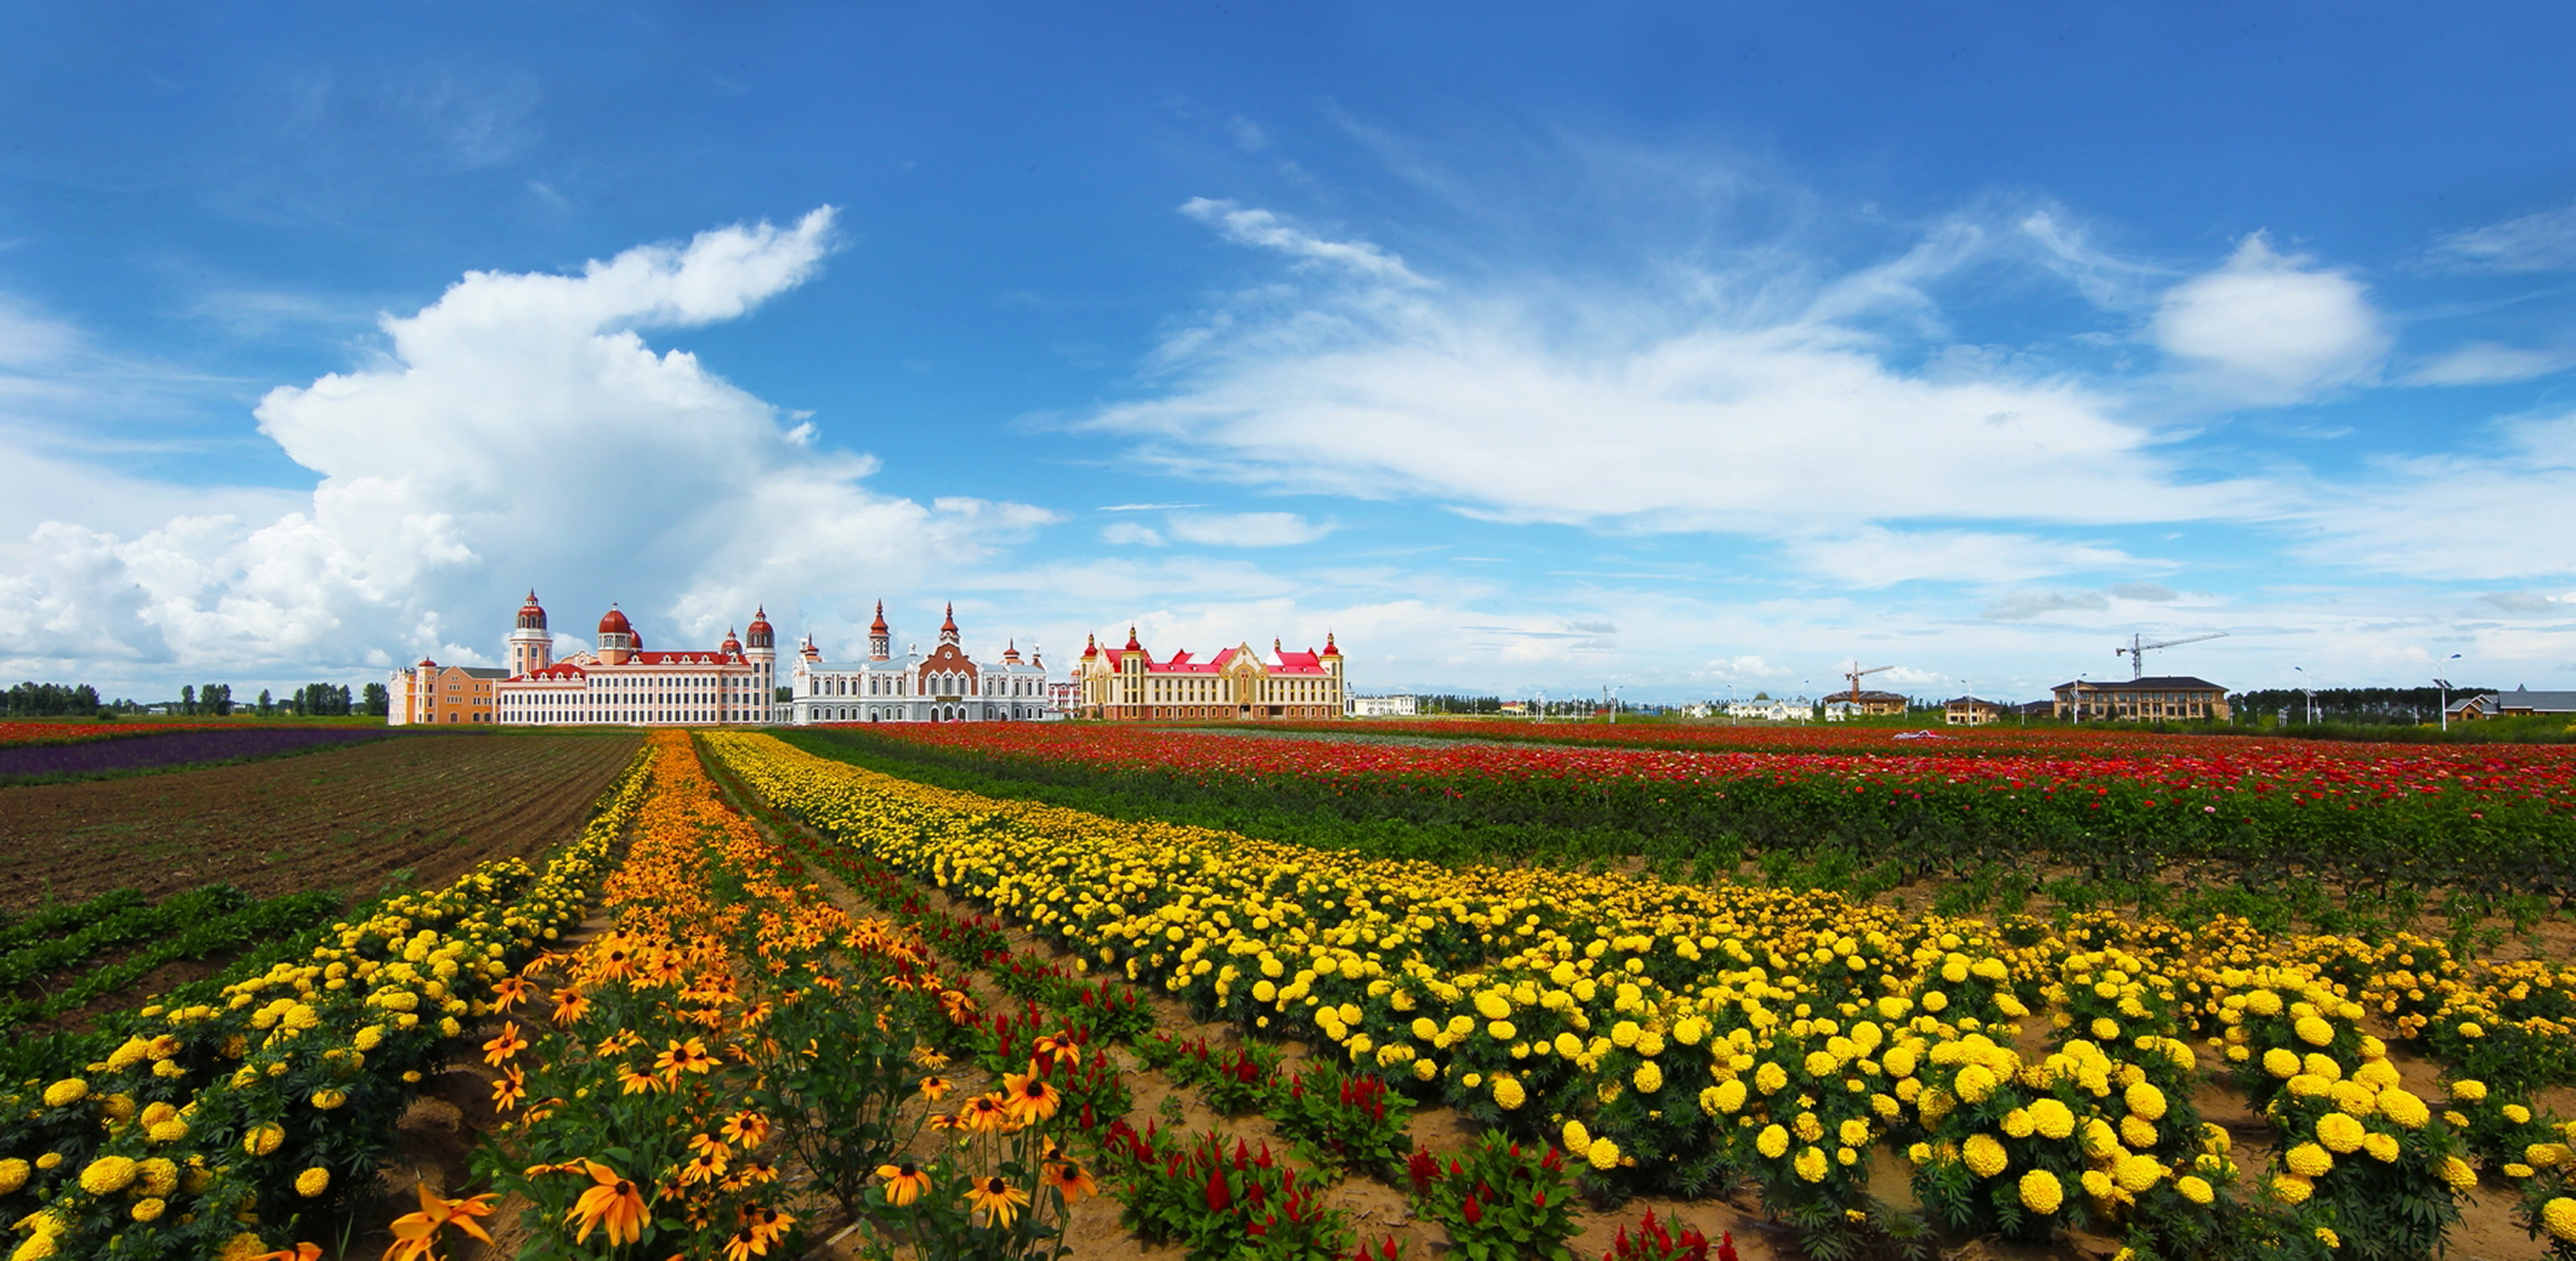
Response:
[706,731,2576,1261]
[0,743,653,1261]
[433,730,1094,1261]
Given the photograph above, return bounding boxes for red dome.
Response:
[516,590,548,631]
[721,628,742,653]
[745,604,774,649]
[598,606,632,636]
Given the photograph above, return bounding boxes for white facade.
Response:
[489,592,781,727]
[790,602,1055,724]
[1345,694,1417,718]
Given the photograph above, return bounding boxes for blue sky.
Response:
[4,2,2574,704]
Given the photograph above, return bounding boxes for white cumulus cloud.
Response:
[0,209,1056,682]
[2152,233,2390,402]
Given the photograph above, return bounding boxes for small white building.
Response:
[791,602,1054,724]
[1725,697,1807,722]
[1346,694,1418,718]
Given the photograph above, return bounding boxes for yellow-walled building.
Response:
[1075,628,1344,720]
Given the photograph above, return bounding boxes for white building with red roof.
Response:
[789,601,1054,724]
[1073,627,1344,721]
[462,591,781,727]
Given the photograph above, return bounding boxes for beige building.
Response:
[1944,696,2009,726]
[2051,676,2229,722]
[1075,628,1344,721]
[389,660,506,725]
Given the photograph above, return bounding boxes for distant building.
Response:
[1944,696,2009,726]
[1822,690,1909,720]
[1348,694,1419,718]
[2050,676,2229,722]
[1726,697,1807,721]
[479,591,780,727]
[2449,685,2576,720]
[390,660,508,725]
[1076,628,1345,721]
[791,602,1053,724]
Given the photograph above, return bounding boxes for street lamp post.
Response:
[2434,652,2462,732]
[2293,666,2314,726]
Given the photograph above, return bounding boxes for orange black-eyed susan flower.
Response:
[481,1022,527,1066]
[960,1093,1019,1134]
[1001,1070,1063,1126]
[877,1161,931,1206]
[965,1175,1030,1228]
[488,977,532,1011]
[721,1110,771,1149]
[491,1065,526,1110]
[384,1185,498,1261]
[566,1161,650,1246]
[654,1037,719,1082]
[550,988,591,1027]
[919,1076,953,1101]
[1041,1153,1099,1204]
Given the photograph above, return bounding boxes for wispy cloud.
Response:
[1179,198,1430,286]
[2429,202,2576,273]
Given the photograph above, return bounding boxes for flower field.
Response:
[0,727,389,782]
[708,730,2576,1261]
[0,742,650,1260]
[815,722,2576,904]
[0,723,234,750]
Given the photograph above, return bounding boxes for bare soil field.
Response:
[0,731,642,912]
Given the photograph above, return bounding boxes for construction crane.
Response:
[1843,664,1893,701]
[2115,631,2228,680]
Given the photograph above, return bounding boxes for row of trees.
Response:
[2226,685,2479,727]
[9,680,391,720]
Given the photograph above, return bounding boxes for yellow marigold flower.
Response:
[135,1157,176,1197]
[1486,1019,1517,1042]
[1794,1146,1828,1183]
[2269,1172,2314,1205]
[2262,1047,2301,1077]
[1553,1031,1583,1057]
[2121,1115,2159,1149]
[0,1158,28,1196]
[1805,1050,1838,1078]
[2285,1143,2332,1177]
[2244,989,2283,1016]
[2316,1112,2366,1154]
[2029,1097,2076,1140]
[145,1118,188,1144]
[1586,1137,1620,1172]
[1954,1063,1997,1104]
[310,1088,347,1110]
[1708,1078,1746,1114]
[2360,1132,2399,1163]
[2505,1104,2534,1126]
[244,1123,285,1157]
[2115,1153,2163,1193]
[1963,1133,2008,1178]
[129,1197,165,1223]
[2530,1143,2571,1170]
[2175,1174,2214,1205]
[2315,1226,2341,1250]
[78,1156,138,1196]
[2542,1196,2576,1243]
[41,1079,87,1107]
[2082,1168,2115,1199]
[1491,1077,1527,1110]
[1563,1119,1591,1153]
[1838,1117,1871,1147]
[2450,1078,2488,1103]
[2378,1087,2430,1129]
[2019,1168,2064,1214]
[1632,1062,1663,1094]
[2508,1163,2538,1179]
[2438,1155,2478,1191]
[1757,1124,1790,1159]
[1755,1061,1788,1095]
[2124,1081,2166,1121]
[296,1167,331,1197]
